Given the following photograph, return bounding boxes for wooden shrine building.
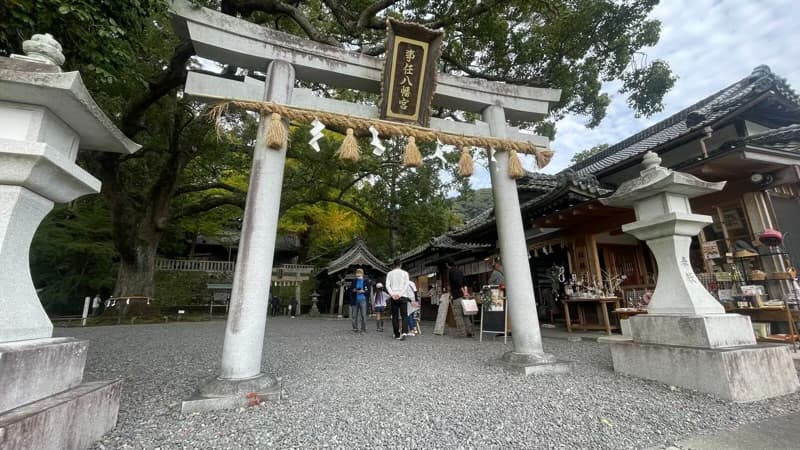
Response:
[316,239,389,316]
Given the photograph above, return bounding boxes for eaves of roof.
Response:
[743,123,800,152]
[322,239,390,275]
[568,65,800,177]
[448,170,607,240]
[397,234,492,263]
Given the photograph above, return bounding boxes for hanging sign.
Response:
[379,19,444,127]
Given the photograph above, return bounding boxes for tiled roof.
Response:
[743,124,800,152]
[448,206,494,238]
[569,65,800,176]
[519,169,610,212]
[517,171,560,193]
[323,238,390,274]
[397,234,491,263]
[448,170,606,239]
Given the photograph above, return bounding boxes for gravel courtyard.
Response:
[57,318,800,450]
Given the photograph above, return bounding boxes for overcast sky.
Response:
[468,0,800,188]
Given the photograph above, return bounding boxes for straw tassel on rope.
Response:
[265,113,287,150]
[403,136,423,168]
[536,149,554,169]
[207,100,549,158]
[458,147,474,177]
[507,150,525,178]
[336,128,360,161]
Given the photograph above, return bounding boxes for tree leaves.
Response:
[0,0,165,84]
[620,60,677,118]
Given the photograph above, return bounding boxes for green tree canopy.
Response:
[570,143,610,164]
[6,0,677,300]
[220,0,676,132]
[30,197,116,314]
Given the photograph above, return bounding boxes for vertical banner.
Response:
[379,19,444,127]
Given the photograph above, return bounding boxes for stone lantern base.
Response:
[607,315,799,402]
[0,338,121,450]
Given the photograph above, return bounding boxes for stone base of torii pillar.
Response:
[600,152,798,402]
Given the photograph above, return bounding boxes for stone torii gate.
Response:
[171,0,567,411]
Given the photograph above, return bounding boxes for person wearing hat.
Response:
[351,268,370,333]
[372,282,390,332]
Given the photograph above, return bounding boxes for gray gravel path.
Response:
[56,318,800,449]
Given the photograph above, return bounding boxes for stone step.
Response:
[0,380,121,450]
[0,337,87,412]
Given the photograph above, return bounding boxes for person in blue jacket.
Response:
[350,268,370,333]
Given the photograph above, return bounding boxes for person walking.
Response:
[446,259,473,337]
[289,298,298,318]
[405,280,419,336]
[269,294,281,317]
[91,294,102,316]
[372,282,390,332]
[488,258,505,286]
[351,268,370,333]
[386,259,410,340]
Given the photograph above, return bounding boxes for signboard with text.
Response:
[702,240,721,260]
[379,19,443,127]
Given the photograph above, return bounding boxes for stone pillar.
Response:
[0,186,56,341]
[184,60,294,412]
[484,105,567,375]
[1,34,138,449]
[337,282,345,318]
[600,152,799,402]
[295,284,302,316]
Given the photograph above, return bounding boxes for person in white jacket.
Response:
[385,259,410,340]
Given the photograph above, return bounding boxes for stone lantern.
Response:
[0,34,139,449]
[310,291,321,317]
[600,152,798,402]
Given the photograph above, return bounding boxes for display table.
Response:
[613,308,648,321]
[563,297,621,335]
[731,307,799,349]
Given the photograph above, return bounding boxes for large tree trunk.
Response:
[113,235,159,297]
[92,108,191,298]
[104,183,169,298]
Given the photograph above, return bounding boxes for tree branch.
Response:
[320,0,355,29]
[441,53,548,88]
[425,0,508,29]
[175,182,247,196]
[120,41,194,137]
[287,197,389,228]
[336,171,374,199]
[357,0,400,29]
[223,0,342,47]
[172,193,246,220]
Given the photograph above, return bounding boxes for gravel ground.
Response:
[56,318,800,450]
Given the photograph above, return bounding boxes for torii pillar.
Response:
[485,106,569,375]
[169,0,569,410]
[181,60,294,413]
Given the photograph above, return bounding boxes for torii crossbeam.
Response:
[170,0,568,412]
